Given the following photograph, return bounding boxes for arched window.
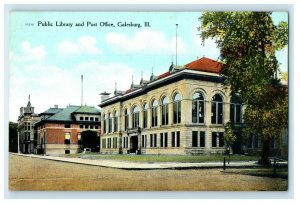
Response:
[108,113,112,133]
[143,103,148,128]
[173,93,181,124]
[124,109,129,131]
[161,96,169,125]
[211,94,223,124]
[114,111,118,132]
[132,106,140,128]
[230,95,242,124]
[192,92,205,123]
[152,100,158,127]
[104,114,107,133]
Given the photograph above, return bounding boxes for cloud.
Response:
[105,29,187,55]
[10,41,47,64]
[57,36,101,55]
[9,58,135,122]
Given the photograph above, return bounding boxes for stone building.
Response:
[99,57,243,155]
[17,95,41,154]
[35,105,101,155]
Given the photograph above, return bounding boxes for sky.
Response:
[9,11,288,122]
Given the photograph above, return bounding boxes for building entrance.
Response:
[130,135,139,154]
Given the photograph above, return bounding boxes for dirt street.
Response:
[8,154,287,191]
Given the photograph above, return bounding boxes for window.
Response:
[143,103,148,128]
[102,138,106,148]
[104,114,107,133]
[172,132,175,147]
[124,109,129,130]
[80,117,83,120]
[114,111,118,132]
[85,125,89,129]
[108,113,112,133]
[176,131,180,147]
[164,133,168,147]
[192,131,198,147]
[192,92,205,123]
[173,93,182,124]
[150,134,153,147]
[211,94,224,124]
[160,133,163,147]
[95,125,99,129]
[154,134,157,147]
[200,131,205,147]
[212,132,224,147]
[113,137,117,148]
[80,125,83,129]
[85,117,89,121]
[132,106,140,128]
[230,95,242,124]
[65,150,70,154]
[162,96,169,125]
[95,117,99,121]
[78,133,81,145]
[90,117,94,121]
[90,125,94,129]
[142,135,147,148]
[64,132,71,144]
[151,100,158,127]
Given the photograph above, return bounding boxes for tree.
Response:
[224,122,236,153]
[9,122,18,153]
[199,12,288,164]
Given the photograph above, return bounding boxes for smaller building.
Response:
[35,105,101,155]
[17,95,40,154]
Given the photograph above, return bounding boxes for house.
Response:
[17,95,41,154]
[34,105,101,155]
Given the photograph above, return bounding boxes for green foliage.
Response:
[9,122,18,152]
[199,12,288,163]
[224,122,236,148]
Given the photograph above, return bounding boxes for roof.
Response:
[46,105,80,121]
[74,106,100,114]
[157,71,171,79]
[185,57,223,73]
[40,107,63,115]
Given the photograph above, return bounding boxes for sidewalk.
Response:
[11,153,285,170]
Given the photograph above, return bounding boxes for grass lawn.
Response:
[61,153,259,163]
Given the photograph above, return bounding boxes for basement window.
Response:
[65,150,70,154]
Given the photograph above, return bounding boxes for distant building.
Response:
[17,95,40,153]
[35,105,101,155]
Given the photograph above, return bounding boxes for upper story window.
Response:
[104,114,107,133]
[95,117,99,121]
[114,111,118,132]
[124,109,129,131]
[162,96,169,125]
[85,117,89,121]
[151,100,158,127]
[192,92,205,124]
[90,117,94,121]
[65,124,71,128]
[230,95,242,124]
[80,117,83,121]
[108,113,112,133]
[132,106,140,129]
[173,93,182,124]
[211,93,223,124]
[64,132,71,144]
[143,103,148,128]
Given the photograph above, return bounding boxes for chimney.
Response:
[100,91,110,103]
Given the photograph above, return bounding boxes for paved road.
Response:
[8,154,288,191]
